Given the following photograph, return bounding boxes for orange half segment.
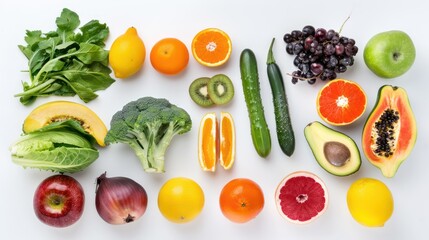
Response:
[198,112,218,172]
[191,28,232,67]
[219,112,235,170]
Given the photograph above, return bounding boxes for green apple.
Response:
[363,30,416,78]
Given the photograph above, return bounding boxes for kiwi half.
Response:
[189,77,214,107]
[207,74,234,105]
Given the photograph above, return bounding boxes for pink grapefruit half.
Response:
[275,171,328,224]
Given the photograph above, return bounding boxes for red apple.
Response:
[33,175,85,227]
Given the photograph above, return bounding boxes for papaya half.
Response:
[362,85,417,177]
[23,101,108,146]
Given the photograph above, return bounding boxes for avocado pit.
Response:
[323,141,351,167]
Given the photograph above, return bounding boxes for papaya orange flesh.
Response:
[23,101,108,146]
[362,85,417,177]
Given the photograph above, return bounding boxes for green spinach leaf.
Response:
[16,8,114,105]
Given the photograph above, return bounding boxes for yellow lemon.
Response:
[347,178,394,227]
[109,27,146,79]
[158,177,204,223]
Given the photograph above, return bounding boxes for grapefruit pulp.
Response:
[275,171,328,224]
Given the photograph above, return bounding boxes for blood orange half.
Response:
[275,171,328,224]
[316,79,367,126]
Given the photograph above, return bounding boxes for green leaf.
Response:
[29,120,96,144]
[38,38,56,50]
[75,20,109,46]
[28,49,50,76]
[74,43,109,64]
[18,45,33,60]
[41,59,65,73]
[24,30,44,46]
[11,130,93,150]
[62,69,115,91]
[56,8,80,32]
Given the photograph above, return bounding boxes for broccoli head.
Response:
[105,97,192,173]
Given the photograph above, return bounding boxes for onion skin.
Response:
[95,172,148,224]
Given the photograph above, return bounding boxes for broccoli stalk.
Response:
[104,97,192,173]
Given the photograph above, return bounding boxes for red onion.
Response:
[95,172,148,224]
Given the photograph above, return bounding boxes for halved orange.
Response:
[219,112,235,170]
[191,28,232,67]
[198,112,218,172]
[198,112,235,171]
[316,79,367,126]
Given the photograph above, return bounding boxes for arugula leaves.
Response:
[16,8,114,105]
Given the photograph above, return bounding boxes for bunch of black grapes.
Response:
[284,25,358,84]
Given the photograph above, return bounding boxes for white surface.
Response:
[0,0,427,239]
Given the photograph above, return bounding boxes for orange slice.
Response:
[191,28,232,67]
[219,112,235,170]
[316,79,367,126]
[198,112,218,171]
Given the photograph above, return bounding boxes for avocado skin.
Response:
[304,121,361,176]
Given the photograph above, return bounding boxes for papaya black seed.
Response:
[374,109,399,157]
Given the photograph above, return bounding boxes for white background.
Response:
[0,0,427,239]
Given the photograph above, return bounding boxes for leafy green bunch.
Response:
[16,8,115,105]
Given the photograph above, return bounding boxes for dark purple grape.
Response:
[292,70,302,77]
[340,37,349,44]
[291,30,303,40]
[298,63,310,74]
[335,65,347,73]
[308,54,319,63]
[286,43,294,55]
[291,70,301,84]
[345,44,354,56]
[349,57,355,66]
[315,28,327,41]
[339,57,352,66]
[307,78,317,84]
[311,63,324,75]
[335,44,345,55]
[283,33,294,43]
[304,36,314,50]
[348,38,356,46]
[315,45,324,56]
[352,46,358,55]
[326,29,337,40]
[330,72,337,80]
[301,57,310,64]
[293,56,301,66]
[291,77,298,84]
[305,71,314,79]
[331,36,340,44]
[293,43,304,55]
[310,40,319,49]
[302,25,315,37]
[320,73,328,81]
[327,56,339,69]
[324,44,335,56]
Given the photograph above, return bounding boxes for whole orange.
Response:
[150,38,189,75]
[219,178,264,223]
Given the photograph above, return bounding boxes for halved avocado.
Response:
[304,121,361,176]
[22,101,107,146]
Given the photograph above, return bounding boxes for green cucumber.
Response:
[240,48,271,158]
[266,38,295,156]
